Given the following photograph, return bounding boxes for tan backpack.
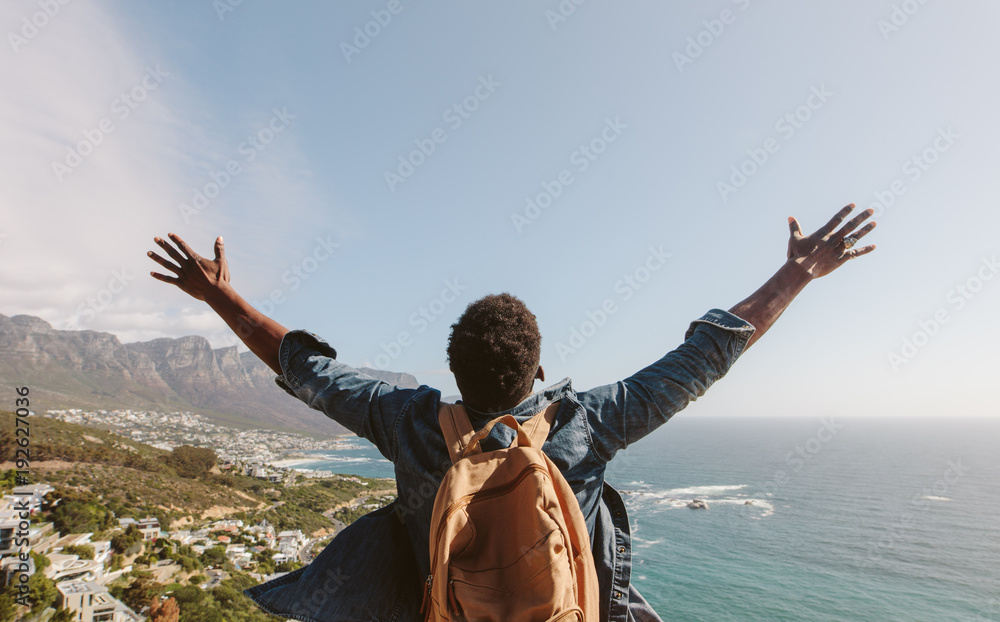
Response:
[420,401,599,622]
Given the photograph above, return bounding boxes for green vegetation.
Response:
[0,411,401,621]
[37,463,264,530]
[0,469,18,495]
[166,445,217,479]
[0,411,170,472]
[48,487,116,534]
[50,608,76,622]
[28,572,58,615]
[116,572,164,613]
[111,525,143,555]
[235,476,395,534]
[61,543,95,559]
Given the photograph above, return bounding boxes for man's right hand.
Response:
[148,233,231,301]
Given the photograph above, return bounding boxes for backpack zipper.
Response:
[420,574,432,617]
[447,578,462,618]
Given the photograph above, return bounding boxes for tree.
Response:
[111,524,143,555]
[275,561,302,573]
[50,608,75,622]
[49,498,110,534]
[209,584,240,609]
[199,545,227,567]
[149,596,180,622]
[0,593,17,622]
[27,573,57,614]
[0,470,17,494]
[121,575,164,613]
[176,555,200,572]
[29,550,49,571]
[170,585,204,605]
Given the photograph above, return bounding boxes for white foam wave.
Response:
[618,483,776,518]
[661,484,748,497]
[632,536,663,549]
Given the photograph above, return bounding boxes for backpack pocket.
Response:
[448,527,578,621]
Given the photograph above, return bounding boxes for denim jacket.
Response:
[243,308,754,621]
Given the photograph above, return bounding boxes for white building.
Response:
[56,580,141,622]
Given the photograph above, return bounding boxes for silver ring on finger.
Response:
[843,235,858,250]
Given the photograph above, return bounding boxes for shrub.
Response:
[164,446,216,479]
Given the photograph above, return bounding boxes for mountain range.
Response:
[0,314,421,437]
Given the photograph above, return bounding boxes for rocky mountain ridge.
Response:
[0,314,421,437]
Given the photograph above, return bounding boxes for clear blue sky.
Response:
[2,0,997,417]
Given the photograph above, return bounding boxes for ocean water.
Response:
[285,416,1000,621]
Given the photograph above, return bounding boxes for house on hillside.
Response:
[45,552,104,583]
[0,517,56,557]
[56,580,141,622]
[117,516,161,541]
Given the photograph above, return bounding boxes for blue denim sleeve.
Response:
[578,309,755,462]
[272,329,416,462]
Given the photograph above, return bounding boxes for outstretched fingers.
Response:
[149,270,180,284]
[154,236,186,265]
[833,208,876,241]
[168,232,199,260]
[817,204,856,238]
[147,249,181,274]
[847,220,877,243]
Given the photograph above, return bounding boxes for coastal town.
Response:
[0,408,394,621]
[43,408,352,469]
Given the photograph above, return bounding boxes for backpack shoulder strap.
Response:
[523,400,560,448]
[439,399,562,463]
[438,403,477,464]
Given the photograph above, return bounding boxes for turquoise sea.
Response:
[285,416,1000,621]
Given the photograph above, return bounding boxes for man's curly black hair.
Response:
[447,293,541,413]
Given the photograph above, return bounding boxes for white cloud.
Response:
[0,1,338,348]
